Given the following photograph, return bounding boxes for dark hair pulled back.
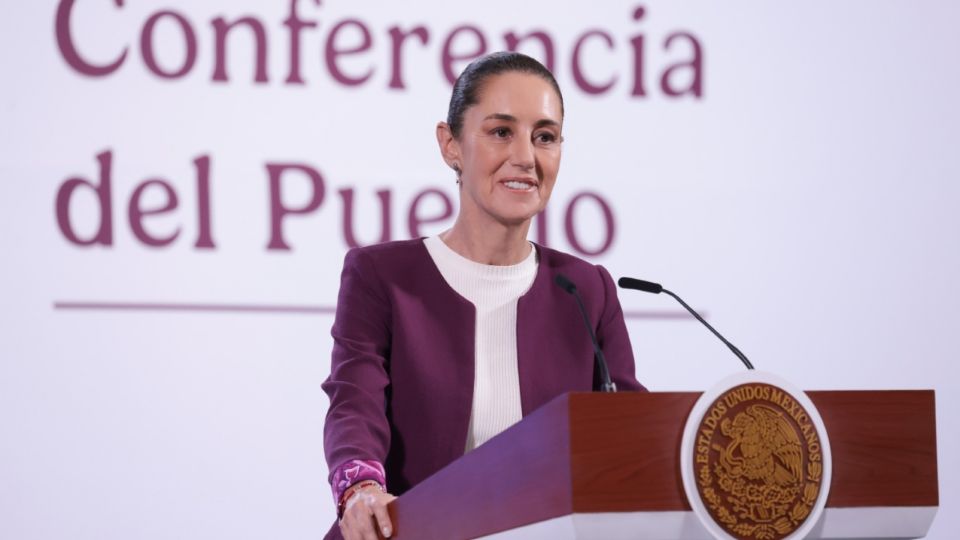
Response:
[446,51,564,139]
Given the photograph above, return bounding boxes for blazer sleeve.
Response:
[322,248,393,483]
[596,264,647,391]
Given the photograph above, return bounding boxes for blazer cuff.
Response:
[331,459,387,505]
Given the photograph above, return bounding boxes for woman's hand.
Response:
[339,485,398,540]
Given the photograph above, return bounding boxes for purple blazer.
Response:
[322,239,644,533]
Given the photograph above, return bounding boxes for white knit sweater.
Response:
[423,236,538,451]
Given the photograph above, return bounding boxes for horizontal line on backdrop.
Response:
[622,310,705,320]
[53,301,336,314]
[53,301,703,320]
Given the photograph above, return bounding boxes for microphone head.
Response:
[618,277,663,294]
[554,273,577,294]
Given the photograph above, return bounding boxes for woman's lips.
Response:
[500,178,538,192]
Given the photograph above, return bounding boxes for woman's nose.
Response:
[510,136,536,170]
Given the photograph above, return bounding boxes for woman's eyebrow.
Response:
[482,113,561,129]
[534,119,561,129]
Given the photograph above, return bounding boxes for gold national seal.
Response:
[693,383,824,540]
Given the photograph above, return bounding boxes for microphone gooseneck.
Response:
[617,276,755,370]
[555,273,617,393]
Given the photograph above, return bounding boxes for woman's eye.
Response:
[536,132,557,144]
[492,127,511,138]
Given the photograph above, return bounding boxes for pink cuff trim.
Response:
[331,459,386,504]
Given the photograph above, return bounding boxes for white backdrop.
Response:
[2,1,958,538]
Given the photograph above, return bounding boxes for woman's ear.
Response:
[436,122,461,173]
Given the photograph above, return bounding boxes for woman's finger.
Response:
[370,494,396,538]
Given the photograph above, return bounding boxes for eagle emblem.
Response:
[719,405,803,492]
[693,384,825,540]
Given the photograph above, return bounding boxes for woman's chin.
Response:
[491,206,545,228]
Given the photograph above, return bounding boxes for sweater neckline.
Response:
[423,236,538,281]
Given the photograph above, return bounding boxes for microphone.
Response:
[617,277,755,370]
[555,273,617,393]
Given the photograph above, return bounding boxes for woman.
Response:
[323,52,644,540]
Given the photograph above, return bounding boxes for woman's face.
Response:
[441,71,563,228]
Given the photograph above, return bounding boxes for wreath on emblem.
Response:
[697,404,822,540]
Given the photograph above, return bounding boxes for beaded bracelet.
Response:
[337,480,385,519]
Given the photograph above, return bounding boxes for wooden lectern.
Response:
[386,391,937,539]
